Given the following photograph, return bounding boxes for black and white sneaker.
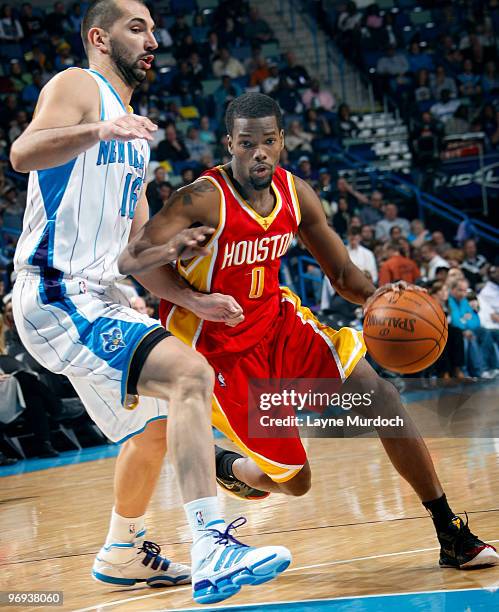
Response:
[438,515,499,569]
[215,446,270,501]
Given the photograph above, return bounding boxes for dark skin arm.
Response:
[295,176,376,305]
[118,178,219,276]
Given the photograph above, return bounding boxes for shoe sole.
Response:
[440,547,499,569]
[216,477,271,502]
[193,550,291,604]
[92,569,190,587]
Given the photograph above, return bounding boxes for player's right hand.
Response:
[191,293,245,327]
[98,114,158,142]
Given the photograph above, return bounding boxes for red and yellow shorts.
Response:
[209,288,366,483]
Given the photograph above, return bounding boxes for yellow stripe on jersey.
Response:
[168,176,226,348]
[211,394,304,483]
[287,172,301,225]
[280,286,366,379]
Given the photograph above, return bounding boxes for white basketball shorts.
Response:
[12,269,168,443]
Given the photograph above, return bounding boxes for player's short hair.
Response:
[81,0,146,52]
[225,93,283,135]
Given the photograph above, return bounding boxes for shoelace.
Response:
[138,540,162,558]
[455,513,481,549]
[204,517,249,548]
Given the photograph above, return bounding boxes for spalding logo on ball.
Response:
[363,288,448,374]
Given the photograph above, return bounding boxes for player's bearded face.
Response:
[109,37,147,87]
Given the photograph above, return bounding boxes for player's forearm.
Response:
[10,123,102,172]
[134,264,201,310]
[119,238,177,276]
[333,260,376,305]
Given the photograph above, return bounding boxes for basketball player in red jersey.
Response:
[119,93,498,569]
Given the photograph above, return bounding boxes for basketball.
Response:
[363,288,448,374]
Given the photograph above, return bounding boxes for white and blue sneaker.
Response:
[92,529,191,588]
[192,517,291,604]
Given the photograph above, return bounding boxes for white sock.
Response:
[105,507,145,545]
[184,496,225,547]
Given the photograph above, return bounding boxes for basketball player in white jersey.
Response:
[10,0,291,604]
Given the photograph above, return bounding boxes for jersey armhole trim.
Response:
[177,176,226,277]
[287,172,301,226]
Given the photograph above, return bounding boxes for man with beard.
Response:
[121,92,499,571]
[9,1,291,604]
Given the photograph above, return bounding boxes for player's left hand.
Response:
[166,226,215,262]
[363,281,427,315]
[191,292,245,327]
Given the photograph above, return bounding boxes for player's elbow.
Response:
[117,250,134,276]
[9,142,29,173]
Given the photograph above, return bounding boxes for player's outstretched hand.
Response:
[98,114,158,142]
[192,293,245,327]
[165,226,215,263]
[363,281,427,315]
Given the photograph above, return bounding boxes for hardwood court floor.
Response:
[1,402,499,610]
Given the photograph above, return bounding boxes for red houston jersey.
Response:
[159,165,301,356]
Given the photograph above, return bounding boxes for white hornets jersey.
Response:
[14,68,150,284]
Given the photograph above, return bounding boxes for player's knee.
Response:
[280,464,311,496]
[174,353,214,402]
[124,428,167,462]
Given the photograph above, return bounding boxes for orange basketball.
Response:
[363,288,448,374]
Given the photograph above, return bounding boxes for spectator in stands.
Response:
[413,69,432,109]
[198,116,216,145]
[346,226,378,284]
[478,265,499,345]
[430,89,461,124]
[360,224,376,252]
[331,196,350,238]
[285,120,313,154]
[185,126,212,162]
[421,241,450,281]
[180,167,196,186]
[22,72,44,111]
[431,230,452,255]
[445,105,471,135]
[281,51,310,88]
[304,108,331,138]
[334,177,368,210]
[146,166,166,217]
[44,1,71,36]
[212,47,246,79]
[213,76,242,121]
[461,238,488,289]
[262,63,280,95]
[54,41,75,71]
[8,60,31,93]
[429,281,466,380]
[249,56,270,87]
[302,79,335,112]
[359,190,383,226]
[244,7,273,44]
[68,2,83,34]
[481,60,499,96]
[171,60,202,102]
[408,219,431,248]
[375,203,410,241]
[407,41,434,74]
[376,44,410,88]
[457,59,481,97]
[170,13,190,46]
[130,296,148,315]
[318,168,334,201]
[448,278,498,377]
[337,1,362,62]
[378,242,420,285]
[0,4,23,59]
[153,14,173,49]
[295,155,318,182]
[202,30,220,64]
[156,123,189,163]
[274,75,303,114]
[430,65,458,100]
[20,3,44,43]
[389,225,402,242]
[333,103,358,138]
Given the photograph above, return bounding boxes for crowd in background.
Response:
[0,0,497,463]
[321,0,499,175]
